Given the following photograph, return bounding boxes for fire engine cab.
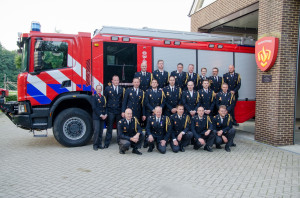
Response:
[0,22,256,147]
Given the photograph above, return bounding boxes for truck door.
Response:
[103,42,137,88]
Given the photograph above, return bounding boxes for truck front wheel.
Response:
[53,108,93,147]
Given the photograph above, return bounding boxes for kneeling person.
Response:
[117,108,144,155]
[191,107,215,152]
[169,105,193,152]
[146,106,171,154]
[212,105,236,152]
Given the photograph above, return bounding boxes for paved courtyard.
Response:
[0,113,299,198]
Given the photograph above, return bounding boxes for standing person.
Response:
[209,67,222,93]
[187,64,200,90]
[198,67,208,90]
[169,105,193,152]
[117,108,144,155]
[122,78,146,123]
[103,75,125,148]
[215,83,235,118]
[134,61,152,92]
[144,79,165,117]
[223,65,241,126]
[181,81,200,117]
[92,85,107,151]
[171,63,188,90]
[146,106,171,154]
[153,60,169,89]
[163,76,182,116]
[212,105,236,152]
[198,79,215,117]
[191,107,215,152]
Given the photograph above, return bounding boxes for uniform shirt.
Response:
[92,93,107,120]
[104,85,125,114]
[223,72,241,94]
[209,76,223,93]
[134,71,153,91]
[215,92,235,112]
[170,70,188,90]
[122,87,145,118]
[117,117,143,141]
[146,115,171,141]
[153,69,169,89]
[163,86,182,113]
[187,72,201,90]
[144,88,165,116]
[170,114,191,139]
[181,90,200,113]
[198,88,215,111]
[191,115,212,139]
[212,114,233,134]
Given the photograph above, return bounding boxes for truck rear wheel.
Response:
[53,108,92,147]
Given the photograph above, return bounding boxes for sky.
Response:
[0,0,194,51]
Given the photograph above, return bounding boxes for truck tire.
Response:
[53,108,92,147]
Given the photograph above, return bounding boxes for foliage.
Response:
[6,94,17,101]
[15,54,22,70]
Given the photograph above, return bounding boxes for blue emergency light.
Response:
[31,21,41,32]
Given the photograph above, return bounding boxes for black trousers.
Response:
[118,133,144,151]
[170,131,193,152]
[93,119,105,147]
[232,94,239,123]
[194,131,216,149]
[105,112,122,146]
[214,128,236,147]
[147,136,167,154]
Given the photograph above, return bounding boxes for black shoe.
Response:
[119,149,125,154]
[193,145,199,150]
[216,145,222,149]
[233,122,239,126]
[93,146,98,151]
[147,147,154,152]
[104,145,109,149]
[204,145,213,152]
[132,149,142,155]
[143,142,148,148]
[179,146,185,152]
[231,143,236,147]
[98,145,104,149]
[225,146,231,152]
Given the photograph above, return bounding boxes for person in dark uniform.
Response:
[103,75,125,148]
[146,106,171,154]
[223,65,241,126]
[198,79,215,117]
[187,64,200,90]
[191,106,215,152]
[198,67,208,90]
[163,76,182,116]
[122,78,146,123]
[209,67,222,93]
[212,105,236,152]
[144,79,165,117]
[153,60,169,89]
[134,61,152,92]
[170,63,188,90]
[92,85,107,151]
[215,83,235,119]
[117,108,144,155]
[181,81,200,117]
[169,105,193,152]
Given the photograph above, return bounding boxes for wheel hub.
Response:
[63,117,86,140]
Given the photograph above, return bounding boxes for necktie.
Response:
[143,72,145,76]
[205,89,208,93]
[221,117,223,124]
[135,89,138,96]
[231,74,233,78]
[157,118,160,124]
[171,87,174,92]
[190,74,193,79]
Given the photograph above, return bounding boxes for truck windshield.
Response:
[21,40,29,72]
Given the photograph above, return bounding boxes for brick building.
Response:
[189,0,300,146]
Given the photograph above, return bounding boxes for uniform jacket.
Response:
[145,88,165,116]
[117,117,143,141]
[146,115,171,141]
[153,70,169,89]
[122,88,145,118]
[212,114,233,134]
[191,115,212,139]
[209,76,222,93]
[170,71,188,90]
[223,72,241,94]
[134,71,153,92]
[92,94,107,120]
[215,92,235,112]
[170,114,191,139]
[163,86,182,112]
[104,85,125,114]
[198,88,215,111]
[181,90,200,113]
[187,72,200,90]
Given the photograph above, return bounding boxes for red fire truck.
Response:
[0,23,256,147]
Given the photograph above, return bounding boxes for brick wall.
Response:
[190,0,258,32]
[255,0,300,146]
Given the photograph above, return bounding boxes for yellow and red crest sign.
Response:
[255,37,279,71]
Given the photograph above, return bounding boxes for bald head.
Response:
[125,108,132,120]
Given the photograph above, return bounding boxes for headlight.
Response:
[18,104,27,113]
